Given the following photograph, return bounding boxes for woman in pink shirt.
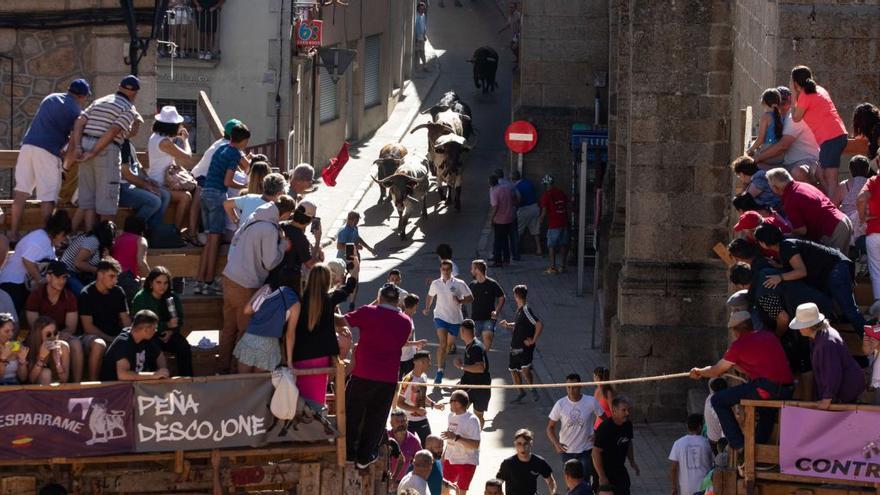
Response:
[790,65,848,200]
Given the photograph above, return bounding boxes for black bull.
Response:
[468,46,499,94]
[372,165,429,239]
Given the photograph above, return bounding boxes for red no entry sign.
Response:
[505,120,538,154]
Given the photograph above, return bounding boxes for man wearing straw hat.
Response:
[689,311,794,451]
[789,302,865,409]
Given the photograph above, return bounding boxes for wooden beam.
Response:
[335,357,347,467]
[743,404,756,493]
[199,90,224,140]
[713,242,734,267]
[297,463,321,494]
[741,106,753,156]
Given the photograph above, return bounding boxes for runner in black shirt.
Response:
[468,260,506,350]
[499,284,543,403]
[496,429,556,495]
[593,396,639,495]
[454,320,491,426]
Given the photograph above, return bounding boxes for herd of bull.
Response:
[369,47,499,240]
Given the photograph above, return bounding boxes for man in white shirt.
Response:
[423,259,473,384]
[754,86,820,183]
[190,118,240,179]
[547,372,606,486]
[441,390,481,495]
[397,449,434,495]
[668,414,713,495]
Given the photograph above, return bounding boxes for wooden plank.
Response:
[846,137,870,156]
[744,404,756,493]
[297,462,321,494]
[0,477,36,495]
[335,357,347,467]
[714,242,734,267]
[321,463,343,495]
[740,399,880,412]
[856,282,874,308]
[199,90,224,140]
[78,461,302,492]
[741,106,754,155]
[343,463,362,495]
[755,444,779,464]
[757,471,879,488]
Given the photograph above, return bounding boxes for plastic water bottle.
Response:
[166,298,178,319]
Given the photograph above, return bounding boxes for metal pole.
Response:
[577,141,587,296]
[517,152,523,176]
[309,55,319,167]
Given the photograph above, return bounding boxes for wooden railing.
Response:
[718,399,880,494]
[0,358,348,469]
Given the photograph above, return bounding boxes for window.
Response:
[319,65,338,123]
[363,35,381,108]
[156,98,197,150]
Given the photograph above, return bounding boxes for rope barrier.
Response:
[396,372,747,390]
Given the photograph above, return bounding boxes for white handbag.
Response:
[270,367,300,420]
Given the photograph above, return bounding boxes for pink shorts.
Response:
[294,356,331,405]
[442,460,476,490]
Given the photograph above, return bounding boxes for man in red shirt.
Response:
[538,175,569,274]
[767,168,852,252]
[339,283,413,469]
[689,311,793,450]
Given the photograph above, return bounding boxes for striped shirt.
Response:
[82,93,137,145]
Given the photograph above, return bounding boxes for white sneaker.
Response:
[205,280,223,295]
[193,281,204,294]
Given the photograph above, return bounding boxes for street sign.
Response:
[295,19,323,49]
[505,120,538,154]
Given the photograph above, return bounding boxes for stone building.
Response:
[597,0,880,420]
[0,1,157,148]
[156,0,415,170]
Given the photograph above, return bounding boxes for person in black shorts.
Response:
[454,319,491,427]
[498,284,543,404]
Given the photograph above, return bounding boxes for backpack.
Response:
[148,223,185,249]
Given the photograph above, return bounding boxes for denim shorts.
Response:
[434,318,461,337]
[547,227,569,248]
[200,187,227,234]
[819,133,848,169]
[473,319,496,334]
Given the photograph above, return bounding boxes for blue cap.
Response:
[119,75,141,91]
[68,79,91,96]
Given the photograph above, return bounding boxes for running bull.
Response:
[410,108,465,172]
[373,143,408,203]
[468,46,499,94]
[432,133,470,211]
[372,157,430,239]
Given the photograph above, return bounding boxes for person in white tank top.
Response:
[148,106,203,245]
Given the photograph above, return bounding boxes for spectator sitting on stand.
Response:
[99,309,169,381]
[689,311,794,451]
[224,168,287,227]
[731,155,781,210]
[111,216,150,301]
[832,155,871,258]
[790,302,865,407]
[25,261,84,382]
[0,313,29,385]
[269,201,323,295]
[131,266,193,376]
[25,316,70,385]
[78,258,131,381]
[60,220,116,294]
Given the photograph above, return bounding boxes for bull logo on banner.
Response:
[69,397,128,446]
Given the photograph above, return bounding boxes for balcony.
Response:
[157,3,223,61]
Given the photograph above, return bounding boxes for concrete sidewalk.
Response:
[305,50,441,249]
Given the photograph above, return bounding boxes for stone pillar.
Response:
[611,0,733,421]
[599,0,629,352]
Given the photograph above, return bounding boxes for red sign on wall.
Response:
[505,120,538,154]
[295,20,323,49]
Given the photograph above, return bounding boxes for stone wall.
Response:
[513,0,609,188]
[608,0,732,421]
[600,0,880,421]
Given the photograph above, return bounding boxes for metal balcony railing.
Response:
[158,2,223,60]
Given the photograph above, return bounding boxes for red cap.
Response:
[733,211,764,232]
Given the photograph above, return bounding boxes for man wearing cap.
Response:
[790,302,865,408]
[689,311,794,450]
[754,86,821,184]
[337,283,412,469]
[72,75,143,232]
[10,79,91,241]
[24,260,85,382]
[191,118,242,182]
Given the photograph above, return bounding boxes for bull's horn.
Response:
[373,159,384,164]
[406,195,421,203]
[410,123,431,133]
[459,114,472,122]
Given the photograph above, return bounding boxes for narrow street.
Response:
[308,1,681,493]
